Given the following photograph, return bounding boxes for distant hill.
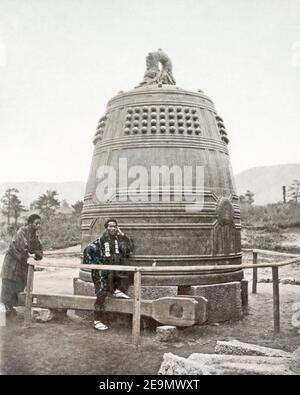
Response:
[1,164,299,207]
[235,164,300,205]
[0,182,86,208]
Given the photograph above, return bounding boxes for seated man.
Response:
[83,219,134,330]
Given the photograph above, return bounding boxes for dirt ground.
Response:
[0,246,300,375]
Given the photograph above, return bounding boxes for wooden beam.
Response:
[23,264,34,328]
[30,256,300,272]
[18,293,205,327]
[252,251,258,294]
[253,249,300,258]
[272,266,280,333]
[152,296,208,326]
[45,247,300,258]
[132,270,142,347]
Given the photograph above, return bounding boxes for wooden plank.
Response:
[31,256,300,272]
[43,252,81,257]
[252,251,258,294]
[152,296,207,326]
[42,248,300,259]
[272,266,280,333]
[18,293,204,327]
[23,264,34,328]
[18,293,142,313]
[253,249,300,258]
[132,270,142,347]
[33,262,138,271]
[44,249,300,259]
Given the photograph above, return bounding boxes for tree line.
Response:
[1,179,299,226]
[0,189,84,251]
[239,180,300,206]
[0,188,83,227]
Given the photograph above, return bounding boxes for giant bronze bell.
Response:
[80,50,242,288]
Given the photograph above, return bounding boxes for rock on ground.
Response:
[158,353,206,375]
[158,351,296,375]
[188,353,294,375]
[156,326,178,342]
[215,339,291,357]
[32,308,55,323]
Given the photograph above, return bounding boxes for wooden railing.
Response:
[24,249,300,346]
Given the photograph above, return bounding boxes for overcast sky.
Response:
[0,0,299,183]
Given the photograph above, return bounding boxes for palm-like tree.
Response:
[32,190,60,218]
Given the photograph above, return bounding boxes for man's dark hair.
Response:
[104,218,118,228]
[27,214,41,224]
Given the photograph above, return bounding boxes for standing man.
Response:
[83,219,133,330]
[1,214,43,315]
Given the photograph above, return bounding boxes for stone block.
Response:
[156,326,178,342]
[188,353,295,375]
[73,278,94,296]
[33,308,55,323]
[178,282,242,322]
[158,352,295,375]
[158,353,295,376]
[215,340,291,357]
[158,353,205,375]
[127,285,178,300]
[74,278,178,300]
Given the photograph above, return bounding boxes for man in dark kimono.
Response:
[83,219,133,330]
[1,214,43,315]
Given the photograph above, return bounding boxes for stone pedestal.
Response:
[73,277,95,297]
[126,285,178,300]
[73,277,177,299]
[178,281,243,322]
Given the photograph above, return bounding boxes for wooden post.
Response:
[282,186,286,204]
[24,263,35,328]
[272,266,280,333]
[132,270,142,347]
[252,251,258,293]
